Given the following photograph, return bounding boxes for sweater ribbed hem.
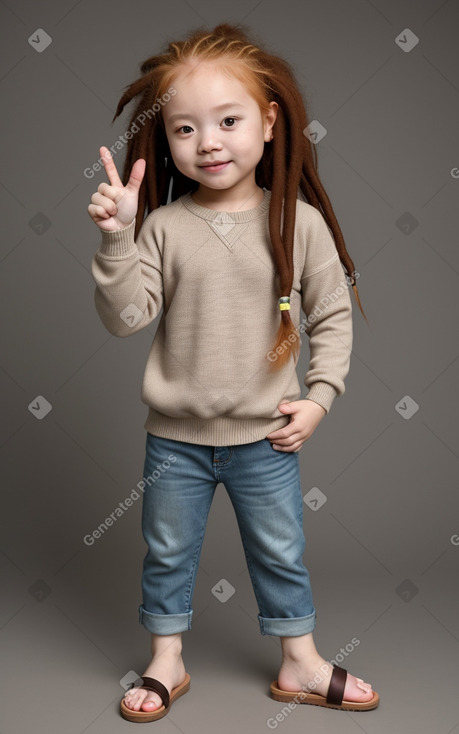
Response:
[144,409,290,446]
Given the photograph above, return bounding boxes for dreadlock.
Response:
[111,22,368,372]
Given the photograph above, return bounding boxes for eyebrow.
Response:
[167,102,246,123]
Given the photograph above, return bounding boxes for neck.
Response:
[191,186,264,212]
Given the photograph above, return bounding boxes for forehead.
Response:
[171,59,239,86]
[164,61,253,114]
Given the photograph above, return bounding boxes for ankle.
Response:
[150,633,183,660]
[281,648,322,667]
[280,633,321,666]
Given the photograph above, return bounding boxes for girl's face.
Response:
[162,62,277,208]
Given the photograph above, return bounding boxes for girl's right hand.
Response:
[88,146,146,231]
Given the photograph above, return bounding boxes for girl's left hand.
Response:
[266,400,326,452]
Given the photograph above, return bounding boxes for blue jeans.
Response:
[138,433,316,637]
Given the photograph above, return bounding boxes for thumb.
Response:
[278,401,295,412]
[126,158,146,193]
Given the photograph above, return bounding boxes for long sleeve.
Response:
[90,215,164,337]
[300,209,353,414]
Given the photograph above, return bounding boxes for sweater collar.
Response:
[179,188,271,222]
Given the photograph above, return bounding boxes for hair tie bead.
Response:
[278,296,290,311]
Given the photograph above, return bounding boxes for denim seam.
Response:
[184,505,213,611]
[236,521,268,618]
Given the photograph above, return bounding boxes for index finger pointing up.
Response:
[99,146,123,187]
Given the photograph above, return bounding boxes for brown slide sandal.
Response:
[270,665,379,711]
[120,672,191,722]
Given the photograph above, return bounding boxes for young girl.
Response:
[88,22,379,722]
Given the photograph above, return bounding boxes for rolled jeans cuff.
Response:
[258,610,316,636]
[138,604,193,634]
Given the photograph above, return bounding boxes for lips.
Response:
[199,161,231,173]
[200,161,229,167]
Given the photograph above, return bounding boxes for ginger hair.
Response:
[112,22,368,371]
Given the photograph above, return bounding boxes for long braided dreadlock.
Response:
[111,22,367,371]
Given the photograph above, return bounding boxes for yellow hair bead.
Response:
[279,297,290,311]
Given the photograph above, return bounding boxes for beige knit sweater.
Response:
[90,188,353,445]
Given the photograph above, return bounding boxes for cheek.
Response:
[236,139,264,166]
[165,128,182,154]
[237,128,264,154]
[167,140,188,167]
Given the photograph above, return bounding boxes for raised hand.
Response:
[88,146,146,231]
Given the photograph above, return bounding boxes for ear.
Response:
[264,101,278,142]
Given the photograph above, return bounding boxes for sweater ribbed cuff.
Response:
[98,218,137,257]
[304,382,338,414]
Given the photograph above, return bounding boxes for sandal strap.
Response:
[139,676,170,709]
[326,665,347,705]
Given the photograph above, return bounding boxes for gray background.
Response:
[1,0,458,732]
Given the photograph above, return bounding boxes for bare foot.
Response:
[277,654,374,703]
[123,648,187,713]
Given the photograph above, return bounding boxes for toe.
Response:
[124,687,163,712]
[344,675,374,702]
[356,677,373,694]
[141,691,163,712]
[124,688,140,709]
[123,690,137,710]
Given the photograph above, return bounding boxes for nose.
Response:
[197,127,222,154]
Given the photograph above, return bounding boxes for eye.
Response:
[222,117,237,127]
[176,125,193,134]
